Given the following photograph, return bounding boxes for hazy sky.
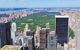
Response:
[0,0,80,8]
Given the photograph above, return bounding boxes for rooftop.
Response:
[1,45,20,50]
[55,15,69,18]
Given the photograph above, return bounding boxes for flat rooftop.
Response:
[1,45,20,50]
[55,15,69,18]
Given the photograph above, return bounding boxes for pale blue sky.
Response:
[0,0,80,8]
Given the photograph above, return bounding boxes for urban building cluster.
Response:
[0,15,76,50]
[0,11,33,23]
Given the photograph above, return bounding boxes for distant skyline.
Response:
[0,0,80,8]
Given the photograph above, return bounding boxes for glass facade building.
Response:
[0,22,12,48]
[55,16,69,46]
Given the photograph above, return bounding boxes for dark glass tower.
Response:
[55,16,69,46]
[0,22,12,48]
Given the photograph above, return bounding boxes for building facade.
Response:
[47,31,57,50]
[39,28,49,50]
[0,22,12,48]
[11,22,17,44]
[55,16,69,46]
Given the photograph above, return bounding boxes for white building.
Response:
[47,31,57,50]
[11,22,17,44]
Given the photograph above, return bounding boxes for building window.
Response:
[36,37,38,43]
[51,37,53,40]
[50,44,53,47]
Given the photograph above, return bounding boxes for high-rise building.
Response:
[47,31,57,50]
[20,31,35,50]
[27,31,35,50]
[20,37,28,50]
[27,36,33,50]
[23,31,35,50]
[23,24,30,37]
[55,15,69,46]
[35,25,50,50]
[39,29,46,50]
[0,22,12,48]
[34,26,41,49]
[39,28,49,50]
[11,22,17,44]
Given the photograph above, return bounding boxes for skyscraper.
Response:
[47,31,57,50]
[11,22,17,44]
[55,15,69,46]
[26,31,35,50]
[0,22,12,48]
[39,28,49,50]
[34,25,50,50]
[23,24,30,37]
[34,26,41,49]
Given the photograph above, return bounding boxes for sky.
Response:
[0,0,80,8]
